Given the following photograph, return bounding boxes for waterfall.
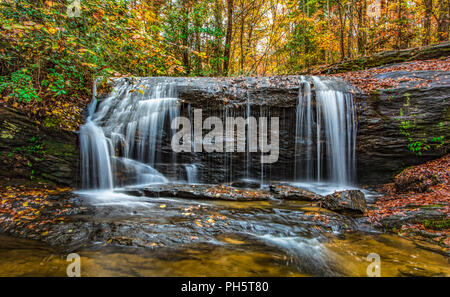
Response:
[294,76,356,185]
[184,164,198,183]
[80,79,178,189]
[80,120,114,189]
[80,76,356,189]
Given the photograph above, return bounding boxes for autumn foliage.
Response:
[334,57,450,93]
[1,0,449,130]
[0,185,72,239]
[0,0,181,130]
[366,155,449,247]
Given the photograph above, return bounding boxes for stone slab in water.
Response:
[141,183,272,201]
[269,184,323,201]
[379,207,447,229]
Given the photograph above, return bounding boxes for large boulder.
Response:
[323,190,367,214]
[393,155,449,193]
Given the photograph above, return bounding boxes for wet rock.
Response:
[0,186,370,251]
[379,208,447,229]
[45,222,92,251]
[398,265,447,277]
[355,69,449,184]
[269,184,323,201]
[322,190,367,214]
[115,188,145,197]
[230,179,261,189]
[142,183,271,201]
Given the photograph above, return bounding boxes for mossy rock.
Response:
[423,219,450,231]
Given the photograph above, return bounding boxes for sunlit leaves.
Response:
[0,0,182,131]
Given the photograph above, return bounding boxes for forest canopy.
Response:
[0,0,448,129]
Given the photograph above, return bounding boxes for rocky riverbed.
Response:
[0,181,448,276]
[0,179,448,276]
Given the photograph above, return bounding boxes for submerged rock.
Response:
[323,190,367,214]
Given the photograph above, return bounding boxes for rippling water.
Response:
[0,191,448,277]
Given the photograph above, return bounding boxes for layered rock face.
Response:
[88,76,356,187]
[355,70,449,184]
[0,107,79,186]
[1,67,447,187]
[88,71,448,186]
[148,72,448,185]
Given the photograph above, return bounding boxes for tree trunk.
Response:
[396,0,408,49]
[302,0,306,55]
[422,0,432,45]
[347,1,353,59]
[223,0,234,76]
[337,1,345,61]
[356,1,364,55]
[239,0,245,73]
[213,0,223,75]
[181,0,191,74]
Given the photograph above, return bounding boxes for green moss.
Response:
[38,174,57,185]
[42,117,59,129]
[423,219,450,230]
[6,135,46,180]
[43,140,76,157]
[419,204,445,208]
[370,89,381,95]
[395,92,448,155]
[0,120,20,139]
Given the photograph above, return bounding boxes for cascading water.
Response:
[294,76,356,186]
[80,79,177,189]
[77,76,359,276]
[184,164,198,183]
[80,120,114,189]
[80,76,356,190]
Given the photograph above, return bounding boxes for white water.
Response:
[294,76,356,186]
[80,79,179,189]
[80,120,114,189]
[80,76,356,190]
[184,164,198,183]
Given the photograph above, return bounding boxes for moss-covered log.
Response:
[305,42,450,75]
